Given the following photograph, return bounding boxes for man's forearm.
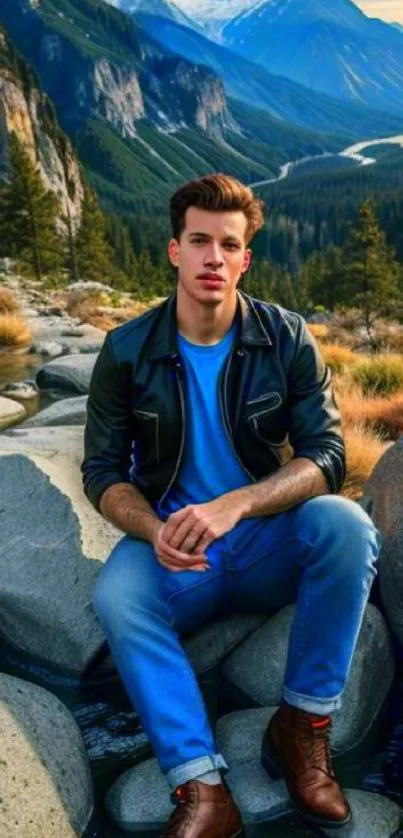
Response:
[228,457,329,520]
[99,483,161,543]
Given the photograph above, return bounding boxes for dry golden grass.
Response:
[337,383,403,440]
[320,343,358,374]
[341,422,388,501]
[0,313,32,347]
[307,323,329,340]
[0,287,20,315]
[67,292,163,331]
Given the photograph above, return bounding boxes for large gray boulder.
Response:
[365,437,403,647]
[0,426,120,672]
[23,395,88,427]
[36,353,98,395]
[0,674,93,837]
[221,604,394,759]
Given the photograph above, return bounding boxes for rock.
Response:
[0,395,26,429]
[36,353,98,395]
[105,755,403,836]
[21,306,39,318]
[184,613,269,674]
[23,395,88,427]
[221,604,394,758]
[0,426,121,671]
[61,328,85,337]
[30,341,66,358]
[365,437,403,537]
[1,380,39,400]
[0,674,93,837]
[365,438,403,648]
[67,281,114,293]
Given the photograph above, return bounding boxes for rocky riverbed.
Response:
[1,275,403,837]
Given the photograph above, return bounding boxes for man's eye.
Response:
[225,243,239,249]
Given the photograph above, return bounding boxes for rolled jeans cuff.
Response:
[166,754,229,789]
[283,685,343,715]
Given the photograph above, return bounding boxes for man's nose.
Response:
[204,242,223,265]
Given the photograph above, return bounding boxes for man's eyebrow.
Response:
[188,231,241,242]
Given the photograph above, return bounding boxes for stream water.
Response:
[1,354,403,837]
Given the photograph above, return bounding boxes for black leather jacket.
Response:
[82,290,345,512]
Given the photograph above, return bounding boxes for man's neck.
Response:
[176,286,238,346]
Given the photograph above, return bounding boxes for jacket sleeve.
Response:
[81,335,133,512]
[286,316,346,494]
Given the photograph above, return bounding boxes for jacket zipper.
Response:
[158,358,186,506]
[219,347,256,482]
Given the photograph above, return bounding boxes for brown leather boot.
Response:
[261,703,351,829]
[161,779,244,838]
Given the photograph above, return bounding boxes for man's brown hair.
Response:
[170,173,265,244]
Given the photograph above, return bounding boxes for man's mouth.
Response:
[198,273,225,282]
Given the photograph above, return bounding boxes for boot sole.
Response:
[261,751,352,830]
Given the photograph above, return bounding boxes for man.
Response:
[82,174,380,837]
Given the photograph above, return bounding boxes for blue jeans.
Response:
[93,495,380,789]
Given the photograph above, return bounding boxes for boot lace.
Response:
[297,716,335,779]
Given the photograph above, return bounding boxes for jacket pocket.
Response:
[246,392,288,450]
[132,410,160,465]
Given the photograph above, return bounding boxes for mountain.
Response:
[0,25,84,226]
[223,0,403,115]
[133,12,403,137]
[105,0,202,31]
[0,0,350,217]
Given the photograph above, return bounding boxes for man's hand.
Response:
[161,496,245,557]
[152,521,210,573]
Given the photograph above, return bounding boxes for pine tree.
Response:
[0,132,63,280]
[338,199,402,349]
[75,187,116,283]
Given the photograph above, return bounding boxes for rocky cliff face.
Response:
[0,27,84,226]
[0,0,235,141]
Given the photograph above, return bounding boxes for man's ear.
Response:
[242,248,252,274]
[168,238,179,268]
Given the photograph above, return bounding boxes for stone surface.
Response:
[0,673,93,837]
[365,437,403,648]
[1,379,38,400]
[30,340,66,358]
[36,353,98,394]
[184,613,269,674]
[23,395,88,427]
[378,515,403,648]
[365,437,403,537]
[105,755,403,836]
[0,394,26,429]
[221,604,394,755]
[0,427,121,671]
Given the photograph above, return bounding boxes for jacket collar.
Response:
[148,288,273,362]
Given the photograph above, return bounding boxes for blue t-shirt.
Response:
[157,323,253,518]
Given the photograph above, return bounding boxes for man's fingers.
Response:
[168,518,204,551]
[157,533,208,568]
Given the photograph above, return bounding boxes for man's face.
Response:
[168,207,252,304]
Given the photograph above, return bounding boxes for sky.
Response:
[356,0,403,24]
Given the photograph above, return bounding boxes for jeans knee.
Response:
[304,495,381,575]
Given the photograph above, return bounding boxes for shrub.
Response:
[0,314,32,347]
[352,355,403,396]
[341,422,387,501]
[338,386,403,441]
[307,323,329,340]
[321,344,358,374]
[0,287,20,315]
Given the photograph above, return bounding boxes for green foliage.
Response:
[75,187,116,282]
[0,133,64,281]
[352,356,403,396]
[337,199,401,344]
